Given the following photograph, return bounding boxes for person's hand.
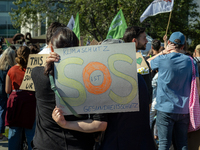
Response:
[163,35,167,42]
[46,46,60,63]
[52,106,67,128]
[46,52,60,63]
[162,43,176,54]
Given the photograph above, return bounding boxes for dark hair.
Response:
[29,44,40,54]
[159,46,165,52]
[10,45,16,50]
[45,27,79,76]
[147,49,153,56]
[51,27,79,48]
[185,50,193,57]
[151,39,161,51]
[0,48,3,55]
[15,46,30,69]
[123,26,145,42]
[46,22,66,45]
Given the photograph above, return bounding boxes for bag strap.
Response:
[194,57,200,63]
[190,57,196,77]
[49,74,82,118]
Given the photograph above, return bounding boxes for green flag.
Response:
[106,9,127,39]
[73,12,80,40]
[5,39,11,47]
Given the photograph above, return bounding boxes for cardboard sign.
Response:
[19,54,49,91]
[136,52,149,75]
[89,39,99,45]
[54,43,139,115]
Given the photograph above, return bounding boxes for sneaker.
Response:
[0,135,8,141]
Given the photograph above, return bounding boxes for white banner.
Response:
[140,0,174,22]
[67,15,75,30]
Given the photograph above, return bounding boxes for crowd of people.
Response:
[0,21,199,150]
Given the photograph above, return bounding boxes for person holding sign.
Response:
[5,46,36,150]
[39,22,66,54]
[31,27,107,150]
[0,47,16,141]
[123,26,152,109]
[50,38,156,150]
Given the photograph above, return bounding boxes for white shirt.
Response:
[38,47,51,54]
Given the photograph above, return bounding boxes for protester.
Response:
[163,34,167,48]
[187,44,200,150]
[193,44,200,74]
[39,22,66,54]
[50,38,156,150]
[31,27,107,150]
[9,45,17,57]
[99,39,156,150]
[146,39,161,58]
[147,31,200,150]
[146,39,161,78]
[0,47,16,141]
[147,49,153,57]
[149,72,158,129]
[5,46,36,150]
[29,44,40,54]
[146,39,161,130]
[123,26,152,108]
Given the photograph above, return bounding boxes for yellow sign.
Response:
[136,52,149,75]
[20,54,49,91]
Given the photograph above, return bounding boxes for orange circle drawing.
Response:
[83,62,112,95]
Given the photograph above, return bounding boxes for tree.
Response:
[10,0,200,51]
[9,0,72,31]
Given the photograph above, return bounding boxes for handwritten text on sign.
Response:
[54,43,139,115]
[20,54,49,91]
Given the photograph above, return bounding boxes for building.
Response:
[0,0,46,39]
[0,0,20,38]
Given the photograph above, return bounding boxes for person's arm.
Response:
[5,74,12,94]
[147,51,163,65]
[163,35,167,48]
[52,107,107,133]
[147,43,175,66]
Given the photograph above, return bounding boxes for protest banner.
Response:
[67,15,75,30]
[73,12,80,40]
[136,52,149,75]
[140,0,174,23]
[140,0,174,35]
[106,9,127,39]
[54,43,139,115]
[20,54,49,91]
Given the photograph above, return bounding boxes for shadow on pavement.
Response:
[0,142,8,147]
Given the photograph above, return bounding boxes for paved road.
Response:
[0,141,8,150]
[0,127,8,150]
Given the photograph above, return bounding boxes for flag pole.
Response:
[165,11,172,35]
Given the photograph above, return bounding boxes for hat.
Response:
[169,31,185,45]
[101,39,124,45]
[195,44,200,52]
